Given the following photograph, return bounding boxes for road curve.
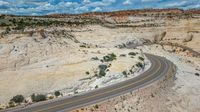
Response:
[5,54,175,112]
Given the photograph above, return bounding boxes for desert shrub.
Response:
[95,85,98,89]
[10,95,24,103]
[136,62,143,68]
[138,56,144,61]
[0,22,8,27]
[182,48,187,52]
[128,52,136,56]
[98,64,108,71]
[106,69,110,72]
[120,54,126,57]
[129,69,133,74]
[94,105,99,109]
[54,91,61,97]
[80,45,86,48]
[99,69,106,77]
[98,64,108,77]
[91,57,99,60]
[195,73,200,76]
[122,71,128,77]
[14,23,25,31]
[85,71,90,75]
[31,94,46,102]
[103,53,116,62]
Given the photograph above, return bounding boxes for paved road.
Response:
[5,54,175,112]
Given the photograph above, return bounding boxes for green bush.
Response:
[136,62,144,68]
[103,53,117,62]
[138,56,144,61]
[54,91,61,97]
[98,64,108,71]
[79,45,86,48]
[122,71,128,77]
[94,104,99,109]
[98,64,108,77]
[85,71,90,75]
[195,73,200,76]
[99,69,106,77]
[91,57,99,60]
[10,95,24,103]
[129,69,133,74]
[31,94,46,102]
[120,54,126,57]
[128,52,136,56]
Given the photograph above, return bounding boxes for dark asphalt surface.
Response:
[5,54,175,112]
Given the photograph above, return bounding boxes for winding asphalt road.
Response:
[5,54,175,112]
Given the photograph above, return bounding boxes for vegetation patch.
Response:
[122,71,128,77]
[10,95,24,103]
[91,57,99,60]
[195,73,200,76]
[54,91,61,97]
[98,64,108,77]
[31,94,46,102]
[102,53,117,62]
[139,56,144,61]
[85,71,90,75]
[128,52,136,56]
[136,62,144,68]
[120,54,126,57]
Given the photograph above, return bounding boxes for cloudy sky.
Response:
[0,0,200,15]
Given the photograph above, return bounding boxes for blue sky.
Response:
[0,0,200,15]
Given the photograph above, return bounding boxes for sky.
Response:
[0,0,200,15]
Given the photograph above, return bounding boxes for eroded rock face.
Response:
[0,25,150,104]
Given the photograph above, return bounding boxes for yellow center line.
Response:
[35,56,163,112]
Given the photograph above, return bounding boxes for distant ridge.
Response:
[1,8,200,18]
[46,8,200,18]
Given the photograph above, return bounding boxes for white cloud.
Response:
[123,0,132,5]
[0,1,9,5]
[58,2,79,7]
[102,0,116,3]
[83,0,90,3]
[92,7,102,12]
[86,1,114,7]
[193,4,200,8]
[166,1,187,7]
[141,0,161,2]
[75,6,89,12]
